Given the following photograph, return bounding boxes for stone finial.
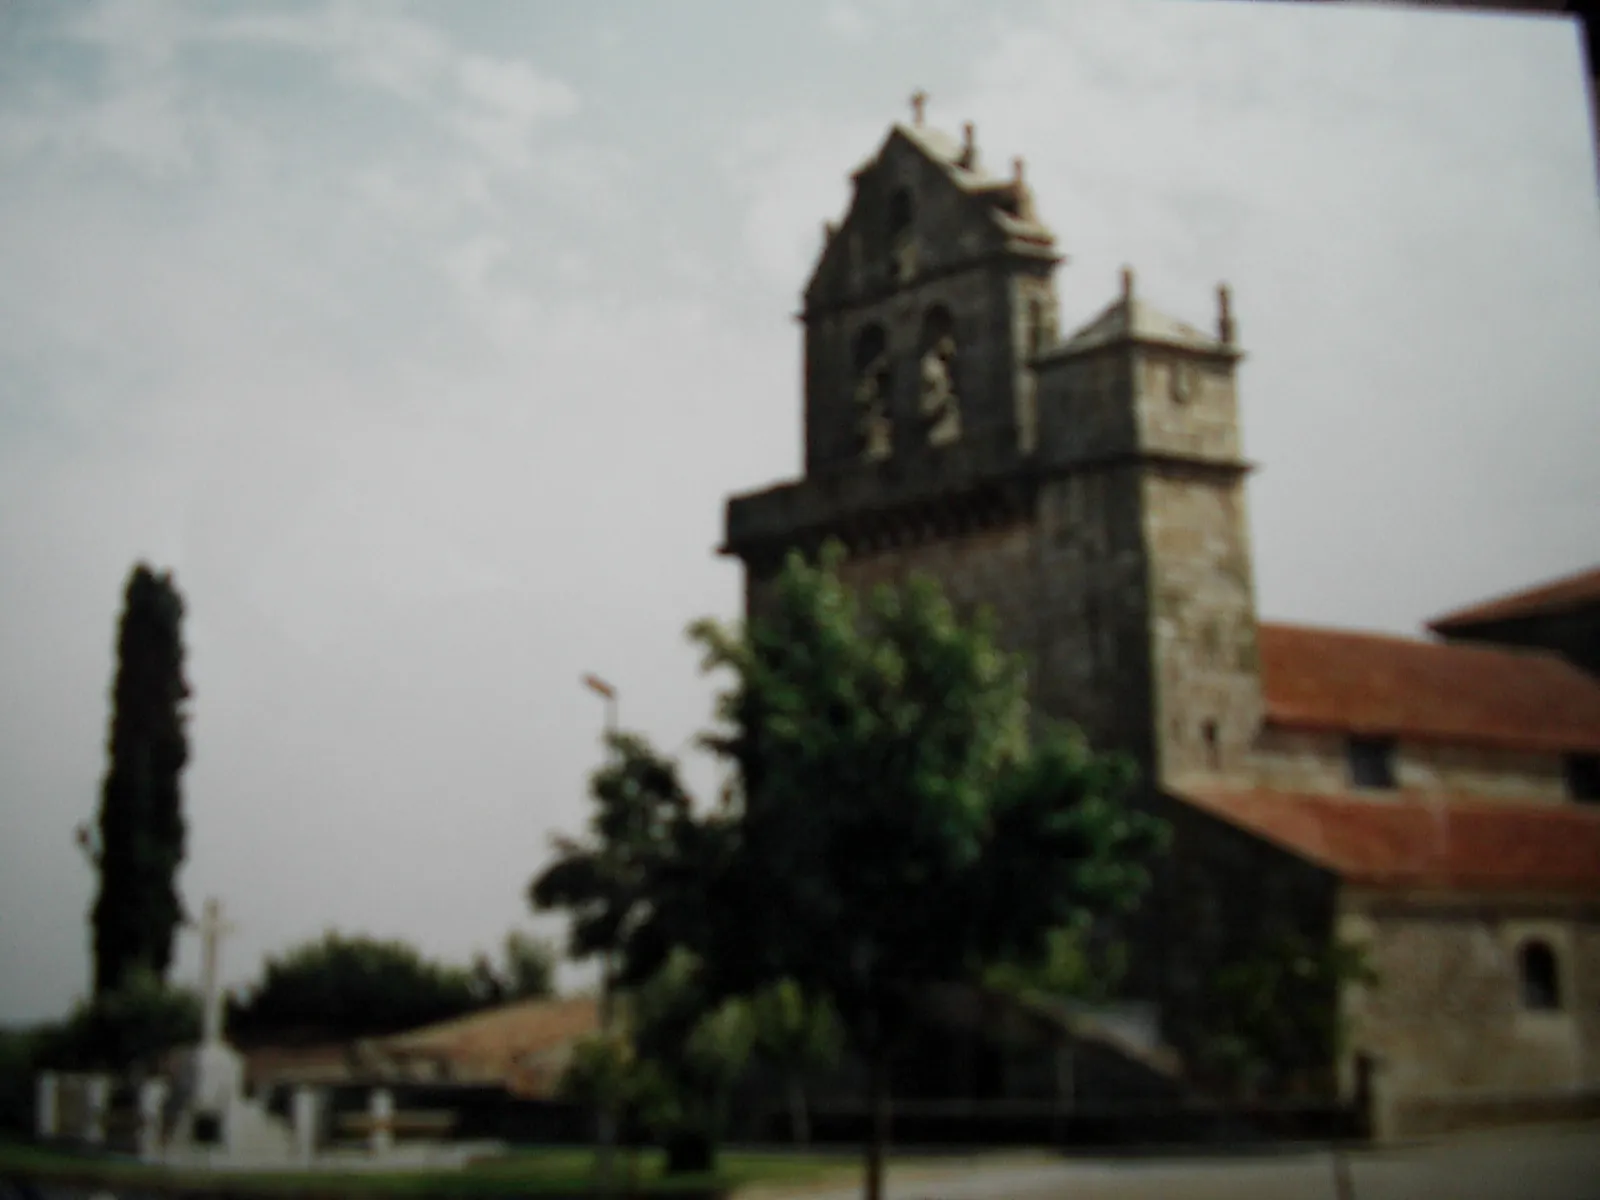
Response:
[1121,266,1135,302]
[823,220,837,244]
[910,90,928,127]
[1012,156,1025,184]
[961,121,976,166]
[1217,284,1235,345]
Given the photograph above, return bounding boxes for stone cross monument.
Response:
[197,897,236,1047]
[172,896,245,1137]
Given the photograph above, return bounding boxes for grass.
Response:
[0,1138,884,1197]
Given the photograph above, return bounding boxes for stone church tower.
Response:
[721,104,1262,793]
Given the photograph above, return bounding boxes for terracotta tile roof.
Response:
[1179,787,1600,896]
[364,995,600,1094]
[1428,565,1600,631]
[1259,622,1600,753]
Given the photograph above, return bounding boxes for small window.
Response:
[1518,940,1561,1011]
[1566,754,1600,802]
[1202,720,1220,769]
[1348,737,1396,790]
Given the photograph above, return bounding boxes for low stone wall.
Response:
[779,1099,1365,1148]
[1392,1088,1600,1139]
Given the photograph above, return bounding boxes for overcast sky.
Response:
[1,0,1596,1026]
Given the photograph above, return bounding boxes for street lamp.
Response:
[582,673,618,738]
[580,671,620,1193]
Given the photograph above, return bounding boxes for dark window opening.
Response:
[1202,720,1220,769]
[887,187,914,241]
[886,187,915,281]
[1518,940,1561,1011]
[1348,737,1396,790]
[1565,753,1600,802]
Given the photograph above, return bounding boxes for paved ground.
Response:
[5,1125,1597,1200]
[747,1124,1600,1200]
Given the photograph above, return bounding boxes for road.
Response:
[745,1124,1600,1200]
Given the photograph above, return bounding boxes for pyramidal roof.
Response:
[1057,288,1234,357]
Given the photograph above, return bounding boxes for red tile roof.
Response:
[1180,787,1600,896]
[1429,565,1600,632]
[366,995,600,1096]
[1259,622,1600,753]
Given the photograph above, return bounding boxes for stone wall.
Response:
[1032,467,1155,766]
[1131,354,1242,463]
[1136,796,1341,1073]
[1252,727,1571,801]
[802,131,1051,477]
[1339,897,1600,1102]
[1142,466,1261,787]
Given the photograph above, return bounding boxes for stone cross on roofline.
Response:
[195,897,236,1046]
[910,90,928,126]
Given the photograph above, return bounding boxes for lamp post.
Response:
[580,672,619,1195]
[583,673,618,740]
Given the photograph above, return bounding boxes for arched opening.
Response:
[886,187,916,282]
[1518,940,1561,1011]
[852,324,892,462]
[918,306,960,447]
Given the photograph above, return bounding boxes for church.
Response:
[717,102,1600,1139]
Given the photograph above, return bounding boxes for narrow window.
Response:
[1202,720,1221,769]
[1348,737,1396,790]
[1518,940,1561,1011]
[1565,753,1600,802]
[886,187,915,282]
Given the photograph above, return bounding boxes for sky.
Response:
[0,0,1596,1026]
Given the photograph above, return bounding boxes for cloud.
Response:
[823,2,871,42]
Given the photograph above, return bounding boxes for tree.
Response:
[500,929,558,1000]
[470,930,559,1006]
[83,564,191,997]
[32,969,201,1074]
[226,932,487,1043]
[1194,930,1379,1100]
[528,733,697,992]
[529,736,706,1179]
[663,544,1165,1200]
[626,950,755,1174]
[748,979,843,1145]
[981,916,1129,1008]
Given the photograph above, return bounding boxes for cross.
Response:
[910,90,928,127]
[195,897,237,1046]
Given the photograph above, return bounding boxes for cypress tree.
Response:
[88,564,191,997]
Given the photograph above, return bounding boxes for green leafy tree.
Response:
[470,930,559,1005]
[81,565,191,996]
[748,979,843,1145]
[665,544,1164,1200]
[32,969,201,1074]
[981,917,1129,1008]
[227,932,486,1043]
[500,929,558,1000]
[1196,931,1379,1100]
[528,733,697,996]
[626,950,755,1174]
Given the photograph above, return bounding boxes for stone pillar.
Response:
[34,1072,58,1138]
[368,1088,393,1157]
[292,1087,320,1164]
[84,1075,111,1146]
[137,1080,168,1161]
